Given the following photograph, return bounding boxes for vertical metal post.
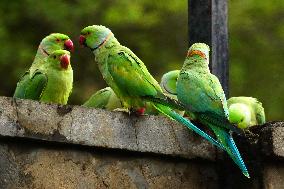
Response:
[188,0,229,96]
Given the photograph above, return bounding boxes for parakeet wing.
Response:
[208,75,229,117]
[24,71,48,100]
[255,102,266,124]
[83,88,112,108]
[180,73,225,116]
[179,72,237,132]
[107,51,161,97]
[200,76,235,131]
[14,72,30,99]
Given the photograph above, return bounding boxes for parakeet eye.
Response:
[56,38,61,42]
[87,32,91,35]
[53,55,56,59]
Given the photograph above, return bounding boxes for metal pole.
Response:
[188,0,229,96]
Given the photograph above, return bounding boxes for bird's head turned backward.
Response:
[228,103,251,129]
[79,25,113,51]
[48,50,71,70]
[186,43,210,61]
[160,70,180,95]
[39,33,74,56]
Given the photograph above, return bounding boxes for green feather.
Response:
[177,43,249,178]
[81,25,223,149]
[24,71,48,100]
[31,33,72,74]
[160,70,180,96]
[14,50,73,105]
[83,87,122,110]
[228,96,266,129]
[13,72,31,99]
[14,33,73,100]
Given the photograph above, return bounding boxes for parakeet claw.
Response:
[113,108,130,114]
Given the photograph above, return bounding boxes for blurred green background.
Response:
[0,0,283,120]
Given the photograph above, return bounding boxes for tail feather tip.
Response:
[244,172,250,178]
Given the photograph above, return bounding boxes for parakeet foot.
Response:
[136,107,146,115]
[129,107,146,116]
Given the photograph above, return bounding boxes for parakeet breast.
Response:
[40,69,73,105]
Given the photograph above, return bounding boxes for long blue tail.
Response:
[227,133,250,178]
[208,123,250,178]
[153,103,225,150]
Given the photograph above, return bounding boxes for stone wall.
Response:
[0,96,283,189]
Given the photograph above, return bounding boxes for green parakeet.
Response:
[83,87,122,110]
[14,33,74,100]
[79,25,223,149]
[160,70,184,116]
[14,50,73,105]
[160,70,180,99]
[82,70,181,115]
[176,43,250,178]
[31,33,74,73]
[228,97,265,129]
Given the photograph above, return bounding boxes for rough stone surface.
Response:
[0,140,218,189]
[0,96,216,160]
[263,163,284,189]
[1,97,284,188]
[254,122,284,159]
[267,123,284,158]
[0,144,20,189]
[0,97,20,136]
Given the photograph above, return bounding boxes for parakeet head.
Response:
[47,50,71,70]
[186,43,210,64]
[160,70,180,95]
[229,103,251,129]
[38,33,74,57]
[79,25,113,51]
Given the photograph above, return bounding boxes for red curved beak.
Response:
[79,35,86,47]
[64,39,74,52]
[60,54,70,69]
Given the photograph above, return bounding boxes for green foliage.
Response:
[229,0,284,120]
[0,0,283,120]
